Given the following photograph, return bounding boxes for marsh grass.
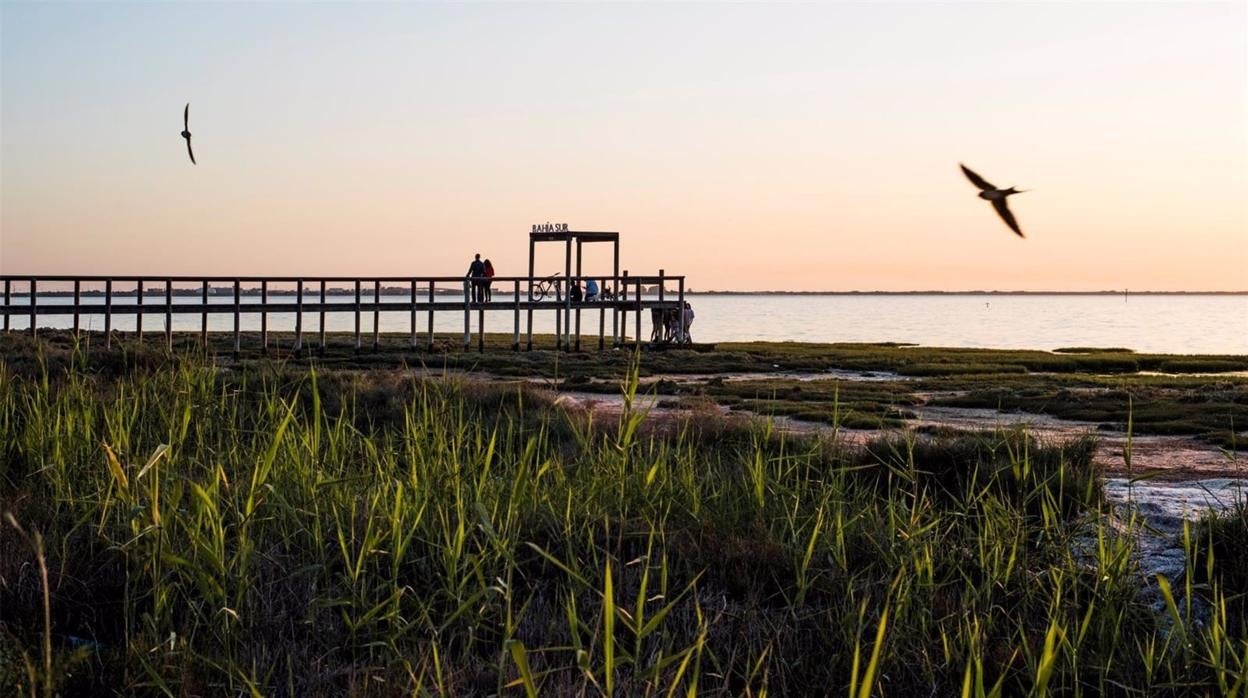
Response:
[0,346,1246,695]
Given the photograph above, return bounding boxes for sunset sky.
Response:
[2,2,1245,291]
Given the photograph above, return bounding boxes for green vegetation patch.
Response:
[929,383,1248,448]
[0,349,1244,694]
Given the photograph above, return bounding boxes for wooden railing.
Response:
[0,272,688,352]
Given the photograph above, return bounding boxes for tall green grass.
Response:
[0,350,1245,695]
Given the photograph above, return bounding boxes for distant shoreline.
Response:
[685,290,1248,296]
[11,289,1248,298]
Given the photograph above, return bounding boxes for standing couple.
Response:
[466,253,496,303]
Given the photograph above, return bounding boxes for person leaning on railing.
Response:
[465,253,485,303]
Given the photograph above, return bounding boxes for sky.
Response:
[2,1,1245,291]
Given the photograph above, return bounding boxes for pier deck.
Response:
[0,274,688,353]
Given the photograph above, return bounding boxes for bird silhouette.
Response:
[960,163,1025,237]
[181,103,195,165]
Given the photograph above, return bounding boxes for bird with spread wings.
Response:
[960,163,1026,238]
[181,103,195,165]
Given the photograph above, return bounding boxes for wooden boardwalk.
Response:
[0,273,687,353]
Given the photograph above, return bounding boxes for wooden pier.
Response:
[0,272,686,353]
[2,228,690,353]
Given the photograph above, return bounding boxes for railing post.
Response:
[658,269,666,344]
[354,280,362,352]
[233,279,241,355]
[373,279,380,352]
[632,274,641,349]
[427,281,435,350]
[3,279,9,333]
[598,278,606,350]
[28,279,36,338]
[73,280,81,336]
[104,280,113,348]
[676,276,685,344]
[165,279,173,350]
[261,280,269,352]
[525,278,534,352]
[136,279,143,342]
[555,279,562,350]
[409,279,417,349]
[512,279,520,351]
[319,280,327,353]
[295,279,304,354]
[462,277,471,350]
[201,281,209,347]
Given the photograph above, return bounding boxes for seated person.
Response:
[570,281,583,303]
[585,278,599,301]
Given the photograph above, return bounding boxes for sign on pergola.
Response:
[527,223,620,295]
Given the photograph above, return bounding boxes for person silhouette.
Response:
[483,259,496,302]
[681,301,695,343]
[465,253,486,303]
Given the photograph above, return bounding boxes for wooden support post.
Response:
[631,272,641,349]
[612,241,620,346]
[2,279,9,332]
[201,281,209,346]
[563,236,572,350]
[677,277,685,344]
[621,270,629,345]
[657,269,665,344]
[462,277,471,350]
[512,279,520,351]
[555,281,562,350]
[599,282,606,350]
[28,279,36,338]
[477,306,484,352]
[427,281,435,350]
[319,280,327,352]
[104,280,113,348]
[136,279,143,342]
[527,236,535,351]
[165,279,173,350]
[372,280,381,352]
[73,280,81,336]
[574,239,582,351]
[295,279,304,353]
[261,280,269,351]
[353,280,362,352]
[409,279,418,349]
[233,279,241,354]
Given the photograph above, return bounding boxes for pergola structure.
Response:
[527,228,620,291]
[527,228,622,349]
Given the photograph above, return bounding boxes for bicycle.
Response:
[529,273,561,301]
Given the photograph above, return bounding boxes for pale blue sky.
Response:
[3,1,1245,290]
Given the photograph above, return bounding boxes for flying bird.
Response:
[960,163,1026,237]
[181,103,195,165]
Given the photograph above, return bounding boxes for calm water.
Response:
[6,293,1247,355]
